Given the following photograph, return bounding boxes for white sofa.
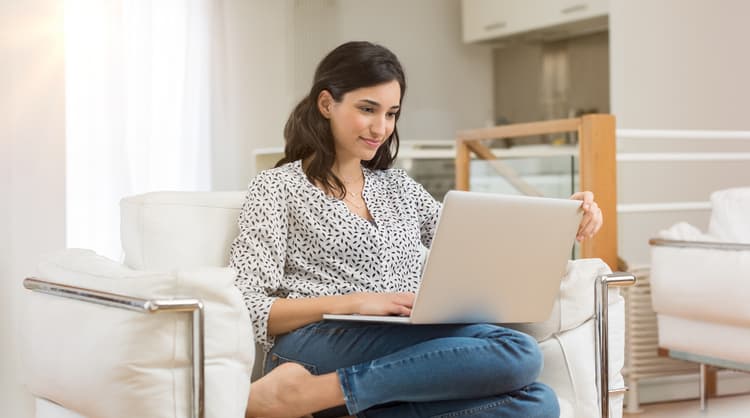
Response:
[22,191,632,418]
[650,187,750,410]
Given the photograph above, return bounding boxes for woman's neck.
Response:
[332,159,364,183]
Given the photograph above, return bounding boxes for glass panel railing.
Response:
[469,154,578,198]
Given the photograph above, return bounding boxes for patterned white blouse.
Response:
[229,160,442,352]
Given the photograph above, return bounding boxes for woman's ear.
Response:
[317,90,334,119]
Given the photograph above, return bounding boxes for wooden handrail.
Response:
[457,118,581,141]
[455,114,618,271]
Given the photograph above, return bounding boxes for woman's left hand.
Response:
[570,191,603,242]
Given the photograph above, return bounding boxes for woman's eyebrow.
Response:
[359,99,400,110]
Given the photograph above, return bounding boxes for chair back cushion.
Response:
[121,190,267,381]
[23,249,254,418]
[121,191,245,270]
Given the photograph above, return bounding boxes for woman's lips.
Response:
[360,137,381,148]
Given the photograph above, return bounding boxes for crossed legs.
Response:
[246,321,559,418]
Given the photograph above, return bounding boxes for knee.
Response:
[511,331,544,383]
[474,324,545,384]
[525,382,560,418]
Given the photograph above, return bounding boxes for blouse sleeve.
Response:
[229,173,287,352]
[399,171,442,248]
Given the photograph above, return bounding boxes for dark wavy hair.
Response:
[276,41,406,198]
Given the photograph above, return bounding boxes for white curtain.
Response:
[65,0,217,259]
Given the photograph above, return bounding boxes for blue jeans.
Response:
[265,320,560,418]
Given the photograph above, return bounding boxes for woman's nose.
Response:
[370,115,387,137]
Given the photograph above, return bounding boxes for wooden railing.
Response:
[455,114,618,271]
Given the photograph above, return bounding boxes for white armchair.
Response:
[21,191,633,418]
[22,192,256,418]
[649,187,750,410]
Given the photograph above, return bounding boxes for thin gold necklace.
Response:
[343,194,366,209]
[338,169,365,207]
[342,186,366,210]
[336,164,364,183]
[345,188,362,199]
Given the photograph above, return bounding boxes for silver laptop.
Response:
[323,190,583,325]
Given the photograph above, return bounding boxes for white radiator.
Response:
[622,267,698,413]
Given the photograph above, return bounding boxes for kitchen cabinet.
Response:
[462,0,608,43]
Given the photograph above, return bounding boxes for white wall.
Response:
[210,0,296,190]
[0,1,66,417]
[610,0,750,130]
[610,0,750,265]
[0,7,13,415]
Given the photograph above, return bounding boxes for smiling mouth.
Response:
[360,137,381,147]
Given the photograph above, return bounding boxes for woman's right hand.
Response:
[349,292,415,316]
[267,291,416,336]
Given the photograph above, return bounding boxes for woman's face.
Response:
[321,80,401,164]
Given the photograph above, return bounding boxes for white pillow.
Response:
[708,187,750,243]
[22,249,254,418]
[658,221,717,242]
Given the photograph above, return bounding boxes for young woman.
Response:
[230,41,603,418]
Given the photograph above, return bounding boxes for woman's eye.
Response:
[386,112,398,119]
[360,107,374,113]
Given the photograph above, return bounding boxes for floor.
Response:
[626,394,750,418]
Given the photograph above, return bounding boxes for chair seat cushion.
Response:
[22,249,254,418]
[656,314,750,365]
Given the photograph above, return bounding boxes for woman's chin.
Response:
[363,152,380,162]
[356,149,379,162]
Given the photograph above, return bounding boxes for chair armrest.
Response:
[649,238,750,251]
[24,277,206,418]
[649,238,750,326]
[595,272,637,418]
[22,249,253,418]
